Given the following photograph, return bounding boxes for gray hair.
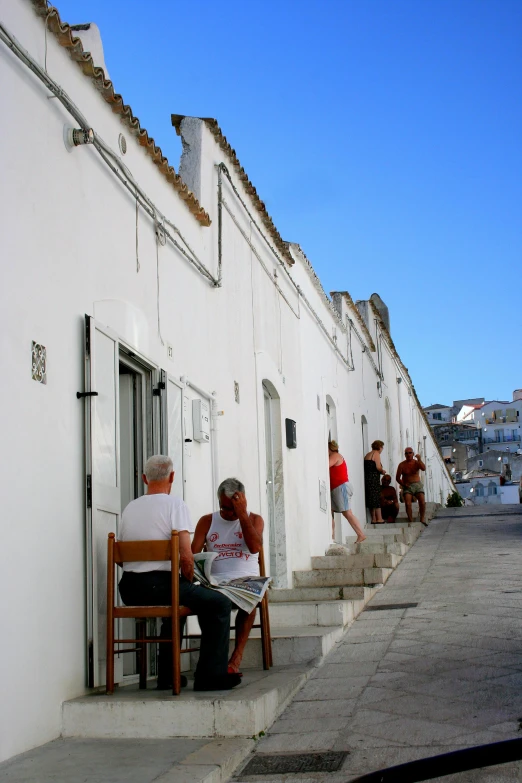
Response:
[144,455,173,482]
[217,477,245,499]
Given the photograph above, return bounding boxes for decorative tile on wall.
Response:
[32,341,47,384]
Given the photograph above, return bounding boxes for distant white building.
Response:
[475,398,522,454]
[457,470,519,506]
[424,403,453,424]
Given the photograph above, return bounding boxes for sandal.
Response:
[228,665,243,677]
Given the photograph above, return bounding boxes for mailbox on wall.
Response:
[285,418,297,449]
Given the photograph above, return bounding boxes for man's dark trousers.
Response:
[119,571,232,685]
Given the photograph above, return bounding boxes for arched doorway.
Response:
[361,415,369,455]
[326,395,337,443]
[262,381,287,587]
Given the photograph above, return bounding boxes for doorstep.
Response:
[62,665,310,740]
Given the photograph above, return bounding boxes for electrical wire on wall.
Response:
[348,317,381,378]
[155,220,166,345]
[216,163,356,371]
[347,318,355,370]
[135,195,140,273]
[0,22,218,287]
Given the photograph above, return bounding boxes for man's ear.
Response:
[169,471,175,484]
[143,474,148,486]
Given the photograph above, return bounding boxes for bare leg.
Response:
[418,493,427,525]
[228,608,257,673]
[404,494,413,523]
[342,510,366,542]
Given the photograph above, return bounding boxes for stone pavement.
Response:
[0,737,255,782]
[235,506,522,782]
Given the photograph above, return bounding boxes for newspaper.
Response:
[193,552,271,613]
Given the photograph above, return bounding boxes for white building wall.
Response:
[0,1,453,762]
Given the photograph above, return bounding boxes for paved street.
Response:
[236,506,522,782]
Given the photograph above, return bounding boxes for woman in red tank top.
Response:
[328,441,366,544]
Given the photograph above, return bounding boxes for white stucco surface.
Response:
[0,1,453,762]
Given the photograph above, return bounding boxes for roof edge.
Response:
[31,1,211,226]
[172,114,294,266]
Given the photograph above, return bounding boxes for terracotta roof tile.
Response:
[30,1,211,226]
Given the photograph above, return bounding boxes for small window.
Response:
[478,460,483,467]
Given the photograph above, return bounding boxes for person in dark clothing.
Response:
[380,474,400,523]
[364,440,387,523]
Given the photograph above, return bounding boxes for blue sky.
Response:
[56,0,522,406]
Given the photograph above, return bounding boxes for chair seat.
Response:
[113,606,193,619]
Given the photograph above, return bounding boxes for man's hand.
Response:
[231,491,248,521]
[415,453,422,461]
[180,551,194,582]
[179,531,194,582]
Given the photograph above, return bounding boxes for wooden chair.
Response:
[184,543,273,670]
[256,545,274,669]
[106,530,197,695]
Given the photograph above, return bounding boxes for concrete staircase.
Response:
[253,515,439,670]
[62,510,440,743]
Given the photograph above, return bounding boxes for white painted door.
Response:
[83,316,122,688]
[263,388,277,578]
[164,372,185,499]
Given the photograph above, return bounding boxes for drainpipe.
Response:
[396,377,404,455]
[423,435,428,501]
[180,376,219,509]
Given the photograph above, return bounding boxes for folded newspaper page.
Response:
[193,552,271,613]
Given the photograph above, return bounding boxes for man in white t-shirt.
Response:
[119,455,241,691]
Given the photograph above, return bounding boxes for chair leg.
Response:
[172,615,181,695]
[137,620,147,689]
[259,596,273,670]
[106,617,114,694]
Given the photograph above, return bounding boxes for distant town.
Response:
[423,391,522,505]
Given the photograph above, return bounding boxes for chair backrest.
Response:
[108,531,178,569]
[113,539,172,566]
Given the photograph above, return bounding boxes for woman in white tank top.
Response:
[192,478,265,676]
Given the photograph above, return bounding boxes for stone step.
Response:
[311,553,401,571]
[311,554,376,570]
[350,539,410,555]
[352,533,402,545]
[352,528,421,546]
[367,522,421,532]
[397,502,439,522]
[239,625,345,668]
[293,568,363,588]
[293,567,393,589]
[375,553,401,568]
[268,599,362,628]
[387,542,409,556]
[269,586,377,603]
[62,666,309,739]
